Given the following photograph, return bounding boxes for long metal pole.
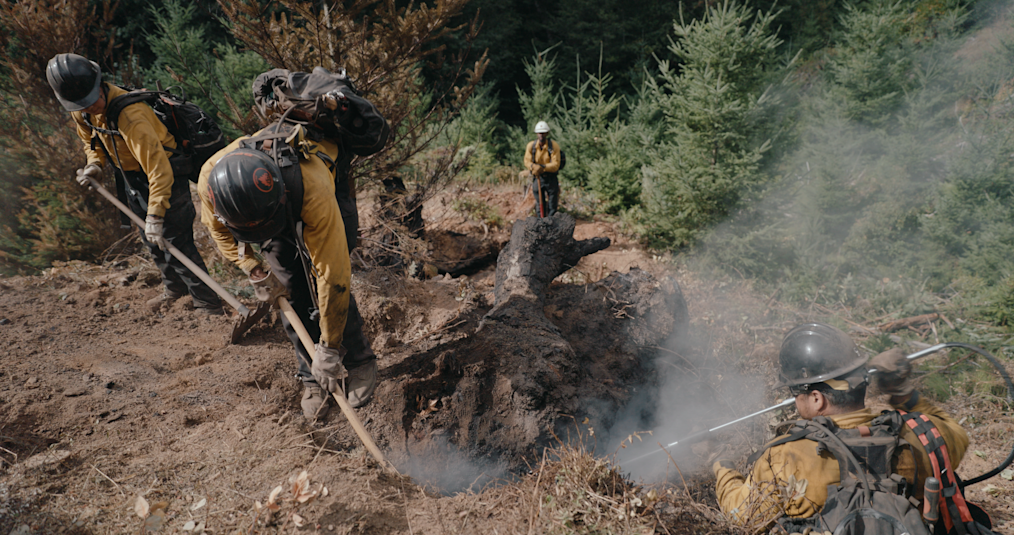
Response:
[83,176,250,316]
[276,297,397,473]
[623,398,796,465]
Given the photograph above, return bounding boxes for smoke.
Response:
[601,0,1014,484]
[599,311,771,482]
[395,435,511,495]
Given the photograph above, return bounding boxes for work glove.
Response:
[250,270,288,304]
[312,343,347,394]
[144,215,167,251]
[75,164,103,189]
[870,347,914,397]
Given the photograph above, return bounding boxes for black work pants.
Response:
[260,225,375,387]
[534,173,560,217]
[121,170,221,309]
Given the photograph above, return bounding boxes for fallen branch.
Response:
[879,313,940,333]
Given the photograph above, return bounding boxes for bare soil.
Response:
[1,184,1012,535]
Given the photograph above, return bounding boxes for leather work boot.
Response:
[301,386,331,420]
[146,289,183,313]
[346,360,378,408]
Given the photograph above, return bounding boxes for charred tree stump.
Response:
[369,214,688,471]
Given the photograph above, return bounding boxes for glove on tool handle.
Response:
[82,175,249,316]
[276,296,397,474]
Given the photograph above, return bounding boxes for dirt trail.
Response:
[1,185,1012,534]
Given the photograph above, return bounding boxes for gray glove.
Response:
[312,343,347,393]
[75,163,102,189]
[870,348,914,397]
[144,215,167,251]
[250,271,288,304]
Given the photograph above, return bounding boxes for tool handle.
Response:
[276,297,396,473]
[84,176,249,316]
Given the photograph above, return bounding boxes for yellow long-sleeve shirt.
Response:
[197,132,350,347]
[523,139,561,176]
[72,83,178,217]
[714,395,968,526]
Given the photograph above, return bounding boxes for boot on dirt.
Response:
[301,386,331,420]
[194,305,225,316]
[146,289,183,313]
[346,360,378,408]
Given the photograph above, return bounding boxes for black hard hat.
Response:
[46,53,103,111]
[778,323,866,388]
[207,149,288,243]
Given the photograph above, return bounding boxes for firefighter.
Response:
[521,121,562,217]
[46,53,223,315]
[712,323,970,528]
[197,124,382,419]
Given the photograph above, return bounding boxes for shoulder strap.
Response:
[746,423,815,466]
[899,411,978,535]
[104,90,159,132]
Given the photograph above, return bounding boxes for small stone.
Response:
[104,381,115,389]
[63,387,88,397]
[0,318,10,326]
[149,392,158,398]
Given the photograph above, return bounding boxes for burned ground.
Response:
[1,185,1012,534]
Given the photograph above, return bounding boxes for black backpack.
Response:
[84,87,226,183]
[531,139,566,172]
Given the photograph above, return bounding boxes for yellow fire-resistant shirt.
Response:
[714,395,968,527]
[523,139,561,177]
[71,83,178,218]
[197,132,350,348]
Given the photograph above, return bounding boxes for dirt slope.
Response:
[1,185,1012,535]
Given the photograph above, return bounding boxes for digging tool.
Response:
[623,398,796,466]
[534,172,545,218]
[275,296,397,473]
[80,175,270,342]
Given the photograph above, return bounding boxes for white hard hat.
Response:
[534,121,550,134]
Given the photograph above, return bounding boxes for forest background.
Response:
[3,0,1014,386]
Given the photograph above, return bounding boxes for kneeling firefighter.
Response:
[712,323,997,534]
[197,80,389,418]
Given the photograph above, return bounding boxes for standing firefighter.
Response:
[521,121,563,217]
[198,68,389,419]
[46,53,223,315]
[711,323,996,534]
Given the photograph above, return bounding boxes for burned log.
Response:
[365,214,689,472]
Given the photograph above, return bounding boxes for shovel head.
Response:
[231,301,272,344]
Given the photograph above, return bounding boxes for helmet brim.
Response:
[224,204,288,244]
[55,75,102,112]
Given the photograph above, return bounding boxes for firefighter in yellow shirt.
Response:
[521,121,562,217]
[197,124,380,419]
[46,53,222,315]
[712,323,970,531]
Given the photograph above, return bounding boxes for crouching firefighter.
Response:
[710,322,997,535]
[197,121,380,419]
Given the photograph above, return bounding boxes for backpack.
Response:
[252,67,389,156]
[531,139,566,172]
[750,413,929,535]
[85,86,226,183]
[750,412,997,535]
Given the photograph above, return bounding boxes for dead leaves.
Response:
[253,470,328,530]
[133,496,168,533]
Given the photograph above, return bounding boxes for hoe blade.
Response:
[231,301,272,344]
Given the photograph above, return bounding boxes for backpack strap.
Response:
[899,411,980,535]
[746,424,815,466]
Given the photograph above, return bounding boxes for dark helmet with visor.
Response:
[207,149,289,243]
[778,322,867,391]
[46,53,103,111]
